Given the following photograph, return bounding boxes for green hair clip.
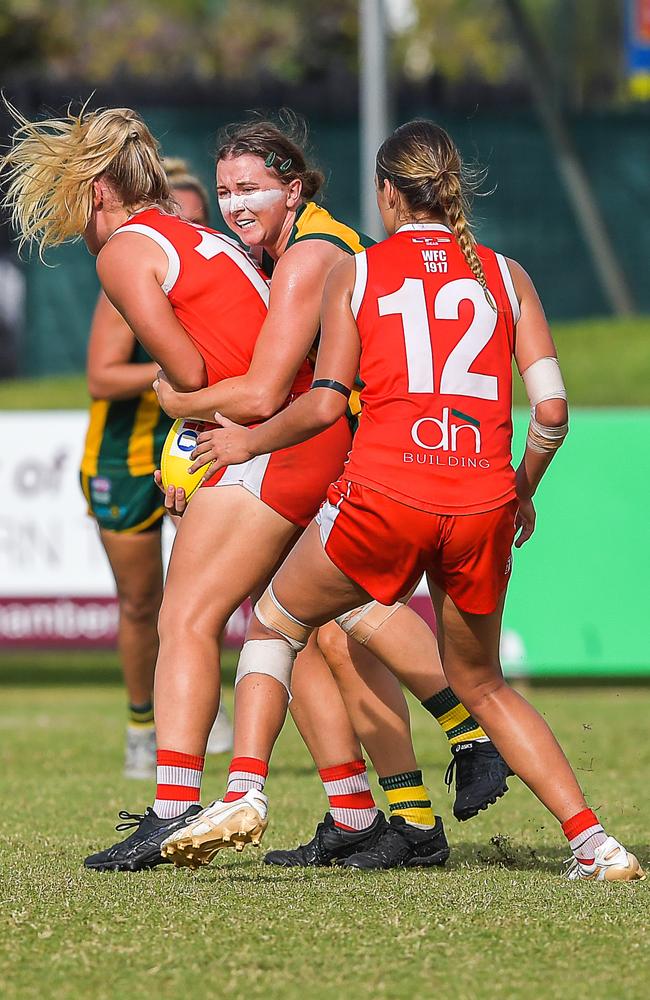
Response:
[265,152,292,173]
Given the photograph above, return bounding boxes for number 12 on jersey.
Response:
[378,276,498,401]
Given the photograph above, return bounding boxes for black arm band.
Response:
[311,379,351,399]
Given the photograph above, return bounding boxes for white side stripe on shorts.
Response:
[316,498,342,547]
[217,452,272,498]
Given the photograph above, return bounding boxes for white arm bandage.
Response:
[521,356,568,453]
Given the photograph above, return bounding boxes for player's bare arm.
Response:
[187,257,360,473]
[508,258,569,545]
[86,292,159,401]
[97,233,207,393]
[154,240,344,422]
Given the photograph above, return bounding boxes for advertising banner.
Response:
[0,411,249,648]
[0,410,648,675]
[626,0,650,97]
[502,409,650,676]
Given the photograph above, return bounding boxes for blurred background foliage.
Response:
[0,0,626,107]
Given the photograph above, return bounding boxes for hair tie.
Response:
[129,129,138,140]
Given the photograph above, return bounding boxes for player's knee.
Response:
[316,620,350,673]
[254,584,312,652]
[237,585,313,695]
[235,638,296,696]
[460,675,507,718]
[156,592,229,647]
[119,587,161,628]
[335,600,402,646]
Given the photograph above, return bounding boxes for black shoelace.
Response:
[115,808,153,832]
[444,758,456,793]
[444,754,483,792]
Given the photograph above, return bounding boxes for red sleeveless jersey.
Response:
[344,223,520,515]
[112,208,312,393]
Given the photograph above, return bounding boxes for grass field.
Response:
[1,315,649,409]
[2,652,648,1000]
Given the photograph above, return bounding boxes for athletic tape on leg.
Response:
[255,583,312,651]
[235,639,295,697]
[335,600,403,646]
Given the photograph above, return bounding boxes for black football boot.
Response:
[264,811,387,867]
[84,804,203,872]
[445,739,513,821]
[342,815,450,870]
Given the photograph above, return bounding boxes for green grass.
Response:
[1,315,650,410]
[0,372,90,410]
[1,652,648,1000]
[511,315,650,407]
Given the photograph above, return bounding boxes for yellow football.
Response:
[160,418,214,501]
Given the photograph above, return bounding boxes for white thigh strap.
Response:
[335,600,403,646]
[255,583,311,651]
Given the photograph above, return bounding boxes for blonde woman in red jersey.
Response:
[164,120,644,881]
[3,102,468,872]
[80,160,232,780]
[0,102,344,869]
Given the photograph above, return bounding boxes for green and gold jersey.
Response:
[261,201,374,431]
[80,339,173,480]
[261,201,374,280]
[286,201,375,255]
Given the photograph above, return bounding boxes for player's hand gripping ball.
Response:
[160,418,215,501]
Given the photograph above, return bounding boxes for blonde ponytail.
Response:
[0,97,175,256]
[376,119,495,309]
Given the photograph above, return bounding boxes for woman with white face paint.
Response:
[153,117,512,872]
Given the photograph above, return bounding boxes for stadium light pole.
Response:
[359,0,389,240]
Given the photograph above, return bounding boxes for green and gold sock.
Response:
[379,770,435,829]
[128,700,154,729]
[421,686,487,745]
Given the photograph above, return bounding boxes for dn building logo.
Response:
[411,408,481,453]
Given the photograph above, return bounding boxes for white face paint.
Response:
[218,188,285,217]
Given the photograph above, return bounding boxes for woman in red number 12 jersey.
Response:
[165,120,644,882]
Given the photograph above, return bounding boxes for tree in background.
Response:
[0,0,629,104]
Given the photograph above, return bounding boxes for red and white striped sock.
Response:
[562,807,607,865]
[223,756,268,802]
[319,759,378,831]
[153,749,204,819]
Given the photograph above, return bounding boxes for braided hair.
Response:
[376,120,495,308]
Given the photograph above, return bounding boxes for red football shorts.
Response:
[317,479,518,615]
[202,417,352,529]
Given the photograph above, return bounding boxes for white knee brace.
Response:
[234,584,313,696]
[235,639,296,697]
